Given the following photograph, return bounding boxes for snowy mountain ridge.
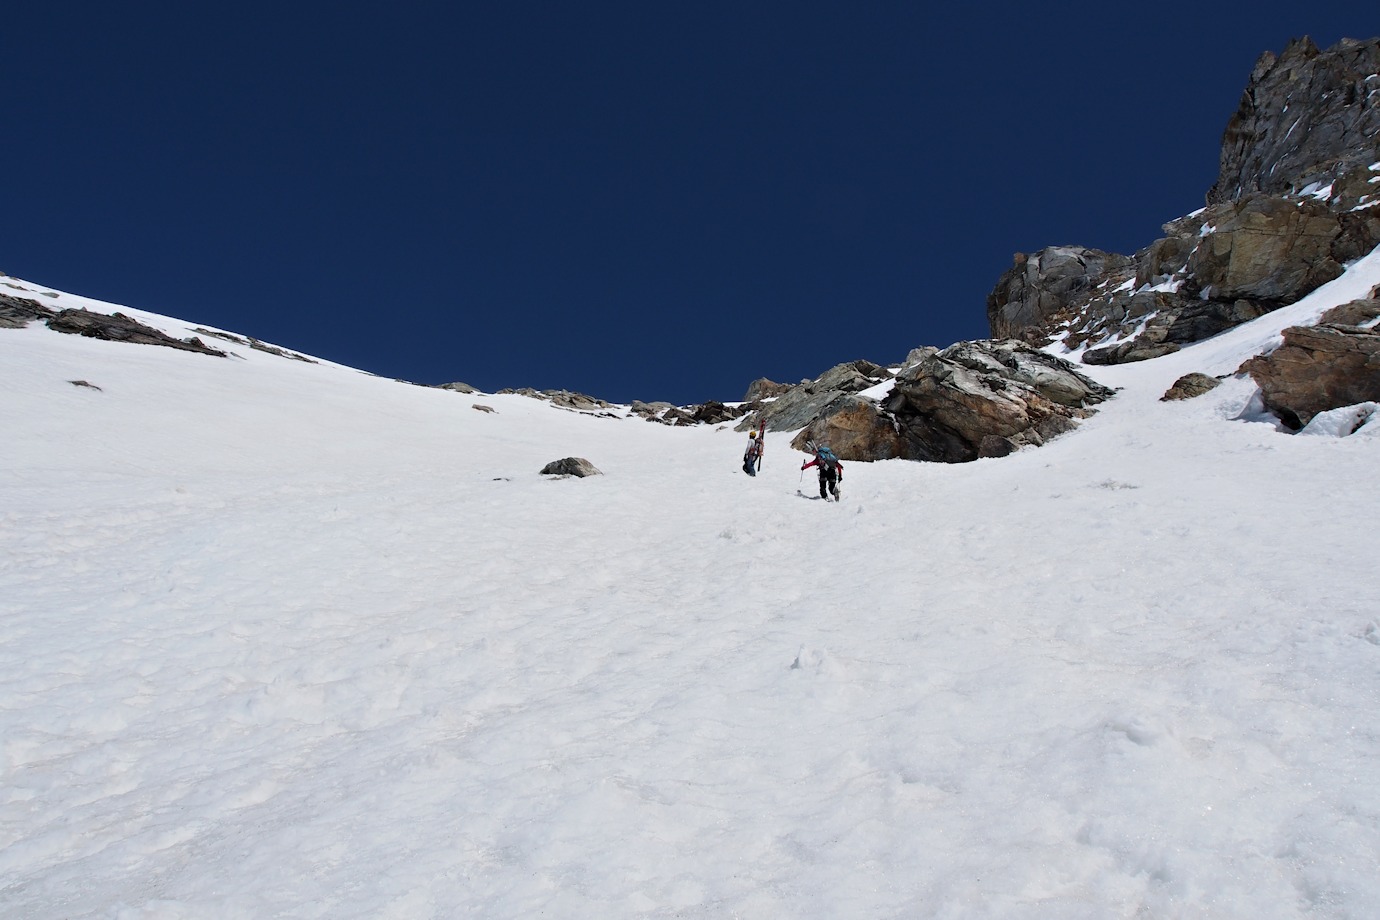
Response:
[2,251,1380,918]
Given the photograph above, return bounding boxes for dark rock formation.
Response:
[1161,373,1223,401]
[438,381,478,393]
[1186,195,1378,303]
[987,37,1380,364]
[193,328,317,362]
[0,293,58,329]
[539,457,602,478]
[45,309,227,357]
[987,246,1134,343]
[1242,320,1380,429]
[686,401,742,425]
[1209,37,1380,204]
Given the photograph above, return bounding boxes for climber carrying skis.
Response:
[742,425,764,476]
[801,443,843,501]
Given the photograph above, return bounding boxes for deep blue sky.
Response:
[6,4,1374,403]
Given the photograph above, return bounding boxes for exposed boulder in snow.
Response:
[1161,373,1223,402]
[45,309,228,357]
[438,381,478,393]
[1242,321,1380,429]
[539,457,602,477]
[1209,36,1380,205]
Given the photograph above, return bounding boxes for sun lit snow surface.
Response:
[2,259,1379,919]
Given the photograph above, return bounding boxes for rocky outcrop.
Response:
[539,457,602,478]
[1187,196,1380,302]
[1242,307,1380,429]
[880,341,1115,462]
[190,328,316,362]
[789,395,906,460]
[1319,297,1380,326]
[630,400,676,421]
[743,377,791,401]
[498,387,624,417]
[784,341,1113,463]
[45,309,228,357]
[0,293,58,328]
[741,360,895,433]
[1209,37,1380,205]
[1161,373,1223,401]
[988,37,1380,364]
[987,246,1134,343]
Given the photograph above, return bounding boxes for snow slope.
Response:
[2,261,1378,919]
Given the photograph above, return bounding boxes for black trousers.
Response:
[818,467,838,498]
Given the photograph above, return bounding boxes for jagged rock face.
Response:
[1242,313,1380,429]
[1052,197,1380,362]
[988,37,1380,365]
[1187,195,1378,302]
[1209,37,1380,205]
[987,246,1134,342]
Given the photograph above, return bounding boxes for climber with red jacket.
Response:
[801,444,843,501]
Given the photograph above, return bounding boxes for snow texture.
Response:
[3,255,1380,919]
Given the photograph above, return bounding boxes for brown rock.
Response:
[788,395,906,461]
[1161,373,1223,401]
[1242,324,1380,429]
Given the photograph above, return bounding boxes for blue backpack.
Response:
[816,446,838,469]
